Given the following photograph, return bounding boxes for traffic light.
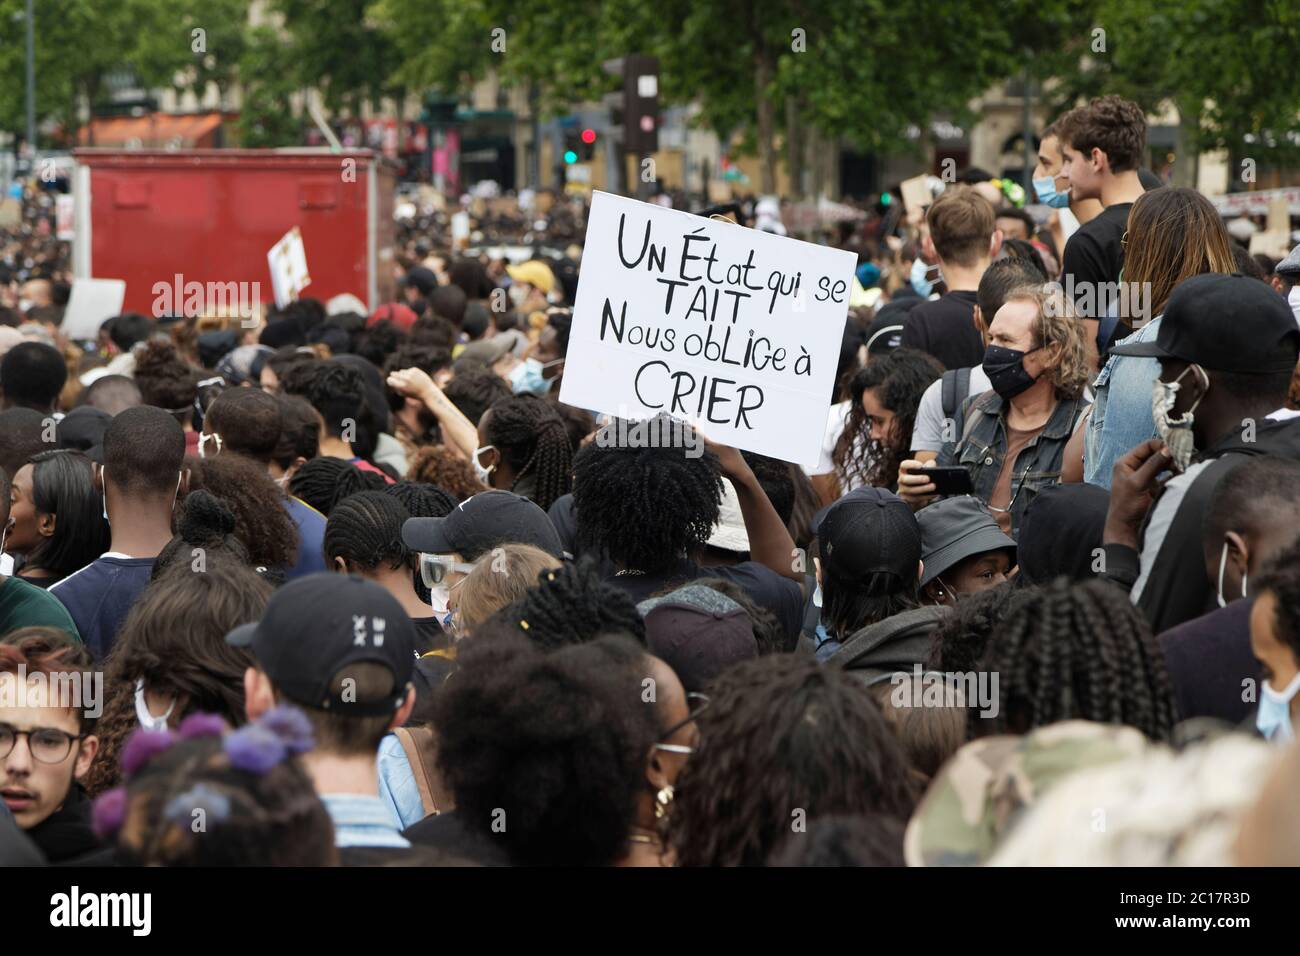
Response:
[578,128,597,161]
[562,127,582,165]
[602,54,659,156]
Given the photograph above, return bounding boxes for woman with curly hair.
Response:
[406,444,486,502]
[132,339,203,432]
[187,452,300,570]
[972,578,1179,741]
[663,655,918,866]
[833,348,944,492]
[82,559,272,797]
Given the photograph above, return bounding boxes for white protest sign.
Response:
[60,278,127,341]
[559,191,856,467]
[55,194,75,240]
[267,226,311,308]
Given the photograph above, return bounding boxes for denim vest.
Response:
[937,389,1089,538]
[1083,317,1162,488]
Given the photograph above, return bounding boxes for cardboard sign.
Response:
[900,174,933,216]
[559,191,856,467]
[61,278,127,341]
[267,226,311,308]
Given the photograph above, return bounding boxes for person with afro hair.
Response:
[571,413,805,644]
[972,578,1178,741]
[404,630,657,865]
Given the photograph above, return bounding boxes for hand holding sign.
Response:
[559,192,855,467]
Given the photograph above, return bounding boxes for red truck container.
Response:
[71,148,396,315]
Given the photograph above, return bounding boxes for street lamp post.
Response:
[25,0,37,161]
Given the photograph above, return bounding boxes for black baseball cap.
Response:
[817,487,922,582]
[1108,273,1300,373]
[401,490,564,561]
[916,495,1016,586]
[226,573,415,716]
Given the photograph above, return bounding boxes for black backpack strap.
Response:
[940,367,972,439]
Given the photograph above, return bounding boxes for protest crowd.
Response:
[5,93,1300,869]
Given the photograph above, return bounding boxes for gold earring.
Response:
[654,784,674,819]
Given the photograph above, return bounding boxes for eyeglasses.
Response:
[0,723,86,764]
[655,692,710,755]
[418,553,478,590]
[1120,230,1128,252]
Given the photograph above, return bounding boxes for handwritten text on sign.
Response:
[560,192,855,467]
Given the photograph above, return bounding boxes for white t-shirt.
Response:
[909,366,992,453]
[808,400,870,492]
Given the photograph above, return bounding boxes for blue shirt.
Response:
[284,495,327,579]
[1084,317,1162,488]
[377,735,426,831]
[48,555,156,659]
[319,793,411,849]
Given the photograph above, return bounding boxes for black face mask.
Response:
[982,344,1042,400]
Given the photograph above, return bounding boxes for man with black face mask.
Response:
[898,285,1091,537]
[1100,273,1300,633]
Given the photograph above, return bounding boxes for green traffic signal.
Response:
[564,150,578,164]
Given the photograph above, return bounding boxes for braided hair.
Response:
[486,559,646,651]
[324,490,413,574]
[288,456,384,516]
[384,480,457,519]
[973,578,1179,741]
[110,724,336,866]
[482,393,573,512]
[571,415,723,574]
[833,347,943,491]
[664,655,918,867]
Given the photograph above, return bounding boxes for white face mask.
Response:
[473,445,497,486]
[1151,364,1208,472]
[0,518,13,577]
[1289,285,1300,326]
[1216,542,1248,608]
[198,431,222,459]
[134,679,175,732]
[508,283,530,307]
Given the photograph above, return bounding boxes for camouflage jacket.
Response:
[904,720,1151,866]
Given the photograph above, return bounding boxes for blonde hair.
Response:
[1004,284,1090,399]
[455,544,561,630]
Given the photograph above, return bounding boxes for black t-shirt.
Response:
[1061,202,1132,319]
[412,617,448,656]
[899,290,981,370]
[403,810,512,866]
[606,558,804,643]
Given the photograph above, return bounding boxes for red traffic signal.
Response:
[580,128,597,144]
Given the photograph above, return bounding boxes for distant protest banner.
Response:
[559,191,855,467]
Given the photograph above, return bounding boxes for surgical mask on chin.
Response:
[1151,365,1208,473]
[910,257,941,298]
[1032,175,1071,209]
[1216,542,1248,608]
[510,357,553,395]
[1256,670,1300,743]
[134,679,175,731]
